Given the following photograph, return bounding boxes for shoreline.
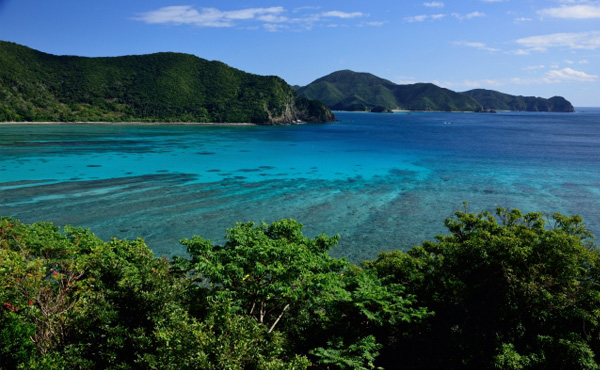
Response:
[0,121,258,126]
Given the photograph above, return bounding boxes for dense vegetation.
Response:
[296,70,575,113]
[296,70,481,112]
[0,41,335,124]
[2,206,599,369]
[463,89,575,112]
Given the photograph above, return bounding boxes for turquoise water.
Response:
[1,109,599,262]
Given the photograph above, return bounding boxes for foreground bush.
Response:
[367,207,600,369]
[1,207,599,369]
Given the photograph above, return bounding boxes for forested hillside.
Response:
[296,70,482,112]
[2,208,599,369]
[296,70,575,113]
[0,41,335,124]
[463,89,575,112]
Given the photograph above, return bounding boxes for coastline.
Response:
[0,121,258,126]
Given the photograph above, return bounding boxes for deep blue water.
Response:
[1,109,599,262]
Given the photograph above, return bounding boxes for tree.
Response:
[176,219,347,334]
[368,207,600,369]
[176,219,428,368]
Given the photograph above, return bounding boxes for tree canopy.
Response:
[1,207,599,369]
[0,41,335,124]
[367,206,600,369]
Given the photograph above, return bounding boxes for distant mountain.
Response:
[462,89,575,112]
[296,70,574,113]
[296,70,481,112]
[0,41,335,124]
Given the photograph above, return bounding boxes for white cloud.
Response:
[257,14,288,23]
[452,11,486,20]
[424,2,444,8]
[321,11,365,18]
[523,65,545,71]
[405,10,486,23]
[263,23,289,32]
[362,21,387,27]
[135,6,285,27]
[453,41,499,52]
[465,11,486,19]
[445,67,597,90]
[462,79,506,88]
[395,76,417,85]
[480,0,505,2]
[404,14,428,22]
[135,6,367,30]
[515,31,600,52]
[404,14,446,22]
[514,17,532,23]
[544,67,598,82]
[538,5,600,19]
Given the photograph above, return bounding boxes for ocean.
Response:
[1,109,599,262]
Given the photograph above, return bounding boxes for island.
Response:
[0,41,335,124]
[295,70,575,113]
[462,89,575,112]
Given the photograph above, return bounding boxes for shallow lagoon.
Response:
[1,110,599,262]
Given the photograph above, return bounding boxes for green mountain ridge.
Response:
[462,88,575,112]
[0,41,335,124]
[296,70,575,112]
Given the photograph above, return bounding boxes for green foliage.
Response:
[0,217,304,368]
[177,219,347,333]
[2,208,598,369]
[176,219,428,367]
[0,310,36,368]
[297,70,483,112]
[0,41,335,124]
[368,206,600,369]
[309,335,382,370]
[463,89,575,112]
[297,69,574,112]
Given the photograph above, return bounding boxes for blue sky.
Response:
[1,0,599,106]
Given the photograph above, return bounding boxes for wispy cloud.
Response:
[361,21,387,27]
[544,67,598,82]
[424,2,444,8]
[134,6,369,31]
[523,65,545,71]
[538,4,600,19]
[514,17,532,23]
[442,67,597,90]
[404,14,446,22]
[395,76,417,85]
[452,11,486,20]
[134,6,285,28]
[321,11,366,19]
[405,9,486,23]
[453,41,499,52]
[515,31,600,52]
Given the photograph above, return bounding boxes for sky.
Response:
[1,0,599,106]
